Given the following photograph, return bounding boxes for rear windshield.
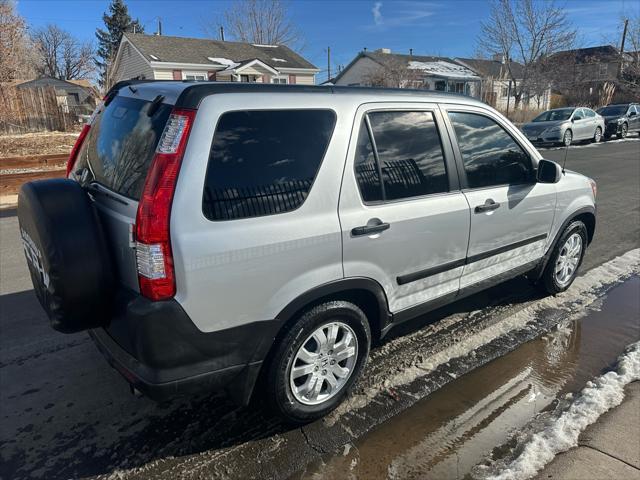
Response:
[532,108,574,122]
[74,95,172,200]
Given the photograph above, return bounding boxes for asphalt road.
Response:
[0,138,638,480]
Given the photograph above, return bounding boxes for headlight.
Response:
[545,126,562,133]
[617,118,624,124]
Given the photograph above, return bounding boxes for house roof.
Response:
[552,45,620,63]
[455,57,525,79]
[124,33,317,70]
[333,50,480,83]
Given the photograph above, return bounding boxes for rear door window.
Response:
[74,95,172,200]
[203,110,336,221]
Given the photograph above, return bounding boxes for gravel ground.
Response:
[0,131,78,158]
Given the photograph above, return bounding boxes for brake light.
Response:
[66,123,91,177]
[135,108,196,301]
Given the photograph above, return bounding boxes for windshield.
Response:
[532,108,574,122]
[597,105,628,116]
[74,95,172,200]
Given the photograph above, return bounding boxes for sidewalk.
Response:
[535,381,640,480]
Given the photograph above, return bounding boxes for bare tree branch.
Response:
[33,24,95,80]
[478,0,576,107]
[0,0,37,81]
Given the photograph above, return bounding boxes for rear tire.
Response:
[592,127,602,143]
[265,300,371,424]
[618,123,628,139]
[540,221,588,295]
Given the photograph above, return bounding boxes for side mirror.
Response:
[572,116,581,122]
[537,159,562,184]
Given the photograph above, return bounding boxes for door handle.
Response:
[474,199,501,213]
[351,219,390,236]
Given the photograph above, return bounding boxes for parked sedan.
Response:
[596,103,640,139]
[521,107,605,147]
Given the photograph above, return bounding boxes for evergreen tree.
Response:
[95,0,143,88]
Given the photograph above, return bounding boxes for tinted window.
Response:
[449,112,532,189]
[203,110,336,221]
[598,105,627,116]
[354,121,383,202]
[367,111,448,200]
[74,96,172,199]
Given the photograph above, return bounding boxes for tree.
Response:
[221,0,301,47]
[361,56,423,88]
[33,24,94,80]
[0,0,37,81]
[95,0,143,88]
[620,15,640,99]
[478,0,576,108]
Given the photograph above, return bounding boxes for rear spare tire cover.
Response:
[18,179,116,333]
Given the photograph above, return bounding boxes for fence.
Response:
[0,85,76,135]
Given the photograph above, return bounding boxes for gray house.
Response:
[333,49,481,97]
[110,33,319,86]
[16,77,97,115]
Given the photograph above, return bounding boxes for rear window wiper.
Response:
[147,95,165,117]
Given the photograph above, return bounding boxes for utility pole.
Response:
[618,18,628,77]
[327,46,331,82]
[220,26,225,41]
[506,79,512,118]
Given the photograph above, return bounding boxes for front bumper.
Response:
[605,122,622,136]
[89,289,280,404]
[523,130,563,145]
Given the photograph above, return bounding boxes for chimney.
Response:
[492,53,506,64]
[377,48,391,54]
[409,48,413,56]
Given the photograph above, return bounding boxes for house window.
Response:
[599,63,608,77]
[184,72,207,81]
[501,86,509,97]
[452,82,465,93]
[272,76,288,84]
[435,81,446,91]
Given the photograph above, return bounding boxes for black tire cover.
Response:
[18,179,115,333]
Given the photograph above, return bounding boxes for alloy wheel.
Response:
[555,233,582,287]
[620,123,628,138]
[594,127,602,142]
[289,321,358,405]
[563,130,572,146]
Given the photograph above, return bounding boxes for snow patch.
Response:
[476,341,640,480]
[207,57,239,67]
[327,249,640,422]
[271,58,287,63]
[408,60,480,79]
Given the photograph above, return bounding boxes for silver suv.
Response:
[18,82,596,423]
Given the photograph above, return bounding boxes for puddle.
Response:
[292,276,640,480]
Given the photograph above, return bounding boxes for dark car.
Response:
[596,103,640,139]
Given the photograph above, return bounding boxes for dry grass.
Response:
[0,130,80,158]
[498,108,545,124]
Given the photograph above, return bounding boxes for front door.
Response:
[571,108,591,140]
[339,105,470,314]
[444,108,556,291]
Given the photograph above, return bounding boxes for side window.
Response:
[584,108,596,118]
[448,111,533,189]
[573,108,584,120]
[203,110,336,221]
[364,111,449,201]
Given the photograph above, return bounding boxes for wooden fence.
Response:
[0,85,76,135]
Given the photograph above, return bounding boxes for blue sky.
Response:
[17,0,640,82]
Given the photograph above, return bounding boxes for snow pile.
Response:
[480,341,640,480]
[327,249,639,422]
[207,57,239,67]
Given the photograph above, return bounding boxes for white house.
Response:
[333,49,482,97]
[110,33,319,86]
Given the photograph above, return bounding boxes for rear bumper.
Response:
[89,289,280,404]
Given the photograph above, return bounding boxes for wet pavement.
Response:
[293,277,640,480]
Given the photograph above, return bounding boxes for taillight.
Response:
[66,123,91,177]
[135,108,196,301]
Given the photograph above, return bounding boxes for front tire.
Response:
[563,129,573,147]
[266,300,371,424]
[540,220,588,295]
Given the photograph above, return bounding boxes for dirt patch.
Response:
[0,131,80,158]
